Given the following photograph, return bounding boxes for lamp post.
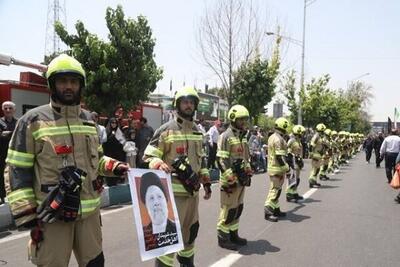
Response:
[266,0,316,125]
[347,72,370,89]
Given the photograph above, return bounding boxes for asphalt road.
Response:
[1,152,399,267]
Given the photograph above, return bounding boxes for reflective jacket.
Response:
[267,131,289,176]
[310,132,324,160]
[144,114,210,197]
[5,99,122,227]
[216,125,251,187]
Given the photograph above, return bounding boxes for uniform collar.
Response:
[50,97,81,119]
[175,113,194,130]
[230,125,247,138]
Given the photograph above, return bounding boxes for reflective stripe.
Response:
[158,255,174,266]
[217,223,230,233]
[220,168,233,183]
[172,182,187,194]
[7,188,35,204]
[144,145,163,158]
[230,222,239,231]
[81,197,101,214]
[149,158,164,169]
[275,149,286,156]
[200,168,209,175]
[266,201,279,209]
[32,125,97,140]
[216,150,230,158]
[6,149,35,167]
[178,247,195,258]
[164,134,202,143]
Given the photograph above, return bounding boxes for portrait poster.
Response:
[128,168,184,261]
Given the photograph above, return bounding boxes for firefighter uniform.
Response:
[319,129,332,180]
[144,86,210,267]
[216,105,252,250]
[4,54,125,266]
[264,117,290,222]
[308,123,326,187]
[286,125,305,202]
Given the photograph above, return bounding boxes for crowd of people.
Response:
[0,54,399,267]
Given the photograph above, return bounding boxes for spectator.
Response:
[136,117,154,168]
[123,119,138,168]
[0,101,17,204]
[363,134,374,163]
[373,132,384,168]
[379,129,400,183]
[91,111,107,144]
[103,117,126,186]
[207,120,221,169]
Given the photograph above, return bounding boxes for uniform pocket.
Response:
[86,135,99,168]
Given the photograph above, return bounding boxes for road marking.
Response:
[0,205,133,245]
[208,187,319,267]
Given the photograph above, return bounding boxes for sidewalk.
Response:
[0,184,132,231]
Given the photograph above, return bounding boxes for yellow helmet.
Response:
[275,117,290,133]
[324,128,332,136]
[338,130,346,136]
[228,105,249,122]
[46,54,86,90]
[331,130,338,136]
[174,86,200,109]
[292,125,306,135]
[316,123,326,132]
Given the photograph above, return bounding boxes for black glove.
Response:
[171,156,200,194]
[59,167,82,222]
[37,185,65,223]
[276,155,286,166]
[295,156,304,169]
[286,154,295,169]
[113,163,129,176]
[232,159,250,186]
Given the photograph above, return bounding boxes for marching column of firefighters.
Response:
[2,54,391,267]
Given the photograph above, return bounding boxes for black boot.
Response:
[177,255,195,267]
[218,230,238,250]
[294,194,304,200]
[274,208,286,217]
[230,230,247,246]
[286,193,297,202]
[155,258,170,267]
[309,180,321,188]
[264,206,278,222]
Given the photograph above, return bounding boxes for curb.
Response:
[0,184,133,231]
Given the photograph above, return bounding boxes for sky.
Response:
[0,0,399,122]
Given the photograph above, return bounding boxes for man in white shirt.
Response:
[91,112,107,144]
[207,120,221,169]
[380,129,400,183]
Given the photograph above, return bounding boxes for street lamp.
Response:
[347,72,370,89]
[266,0,317,125]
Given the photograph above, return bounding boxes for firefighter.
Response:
[319,128,332,181]
[143,86,212,267]
[264,117,290,222]
[308,123,326,188]
[4,54,129,267]
[286,125,305,202]
[216,104,253,250]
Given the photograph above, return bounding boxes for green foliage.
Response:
[54,5,163,115]
[282,72,372,133]
[232,39,280,123]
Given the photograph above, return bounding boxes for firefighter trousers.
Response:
[309,159,322,182]
[28,210,103,267]
[265,174,285,210]
[157,195,199,267]
[286,167,301,195]
[217,185,245,234]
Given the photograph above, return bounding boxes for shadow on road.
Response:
[238,239,280,255]
[319,184,339,189]
[328,178,342,181]
[0,231,11,239]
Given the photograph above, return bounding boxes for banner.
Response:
[128,169,184,261]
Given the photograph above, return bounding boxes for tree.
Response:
[197,0,265,106]
[232,37,281,124]
[54,5,163,115]
[280,69,297,122]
